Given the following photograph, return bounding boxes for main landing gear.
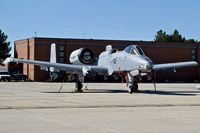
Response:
[75,80,83,92]
[74,74,84,93]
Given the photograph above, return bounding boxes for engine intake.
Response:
[69,48,94,65]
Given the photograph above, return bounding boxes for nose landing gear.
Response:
[128,80,138,94]
[126,73,139,94]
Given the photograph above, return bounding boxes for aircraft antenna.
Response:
[82,33,85,39]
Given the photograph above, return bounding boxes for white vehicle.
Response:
[0,71,11,81]
[4,43,198,93]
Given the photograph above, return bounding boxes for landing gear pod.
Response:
[69,48,94,65]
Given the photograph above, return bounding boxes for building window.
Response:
[59,51,64,57]
[192,55,196,60]
[192,49,195,54]
[59,46,64,51]
[59,58,65,63]
[59,45,65,63]
[192,49,196,61]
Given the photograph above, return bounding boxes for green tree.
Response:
[154,30,169,42]
[0,29,11,65]
[154,29,198,43]
[185,39,198,43]
[170,29,185,42]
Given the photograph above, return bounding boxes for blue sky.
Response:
[1,0,200,44]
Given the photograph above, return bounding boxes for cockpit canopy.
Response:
[124,45,145,56]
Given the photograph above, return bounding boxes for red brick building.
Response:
[14,37,200,82]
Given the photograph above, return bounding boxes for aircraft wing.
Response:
[153,61,198,71]
[4,58,108,75]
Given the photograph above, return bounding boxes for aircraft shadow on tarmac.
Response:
[42,89,128,94]
[140,90,199,96]
[42,89,200,96]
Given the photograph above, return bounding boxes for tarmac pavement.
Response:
[0,82,200,133]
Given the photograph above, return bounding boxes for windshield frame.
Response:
[124,45,145,56]
[135,46,145,56]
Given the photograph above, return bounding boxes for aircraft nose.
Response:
[144,57,153,71]
[139,58,153,72]
[146,61,153,71]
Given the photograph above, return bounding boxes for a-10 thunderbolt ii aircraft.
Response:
[4,43,198,93]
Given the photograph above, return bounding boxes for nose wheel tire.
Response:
[128,81,138,94]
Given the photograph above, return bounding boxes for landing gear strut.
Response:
[75,74,83,93]
[128,80,138,94]
[75,80,83,92]
[127,73,139,94]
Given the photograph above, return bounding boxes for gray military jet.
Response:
[4,43,198,93]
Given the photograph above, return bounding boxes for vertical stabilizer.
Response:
[11,45,15,58]
[50,43,56,63]
[50,43,56,72]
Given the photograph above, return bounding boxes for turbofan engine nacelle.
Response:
[69,48,94,65]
